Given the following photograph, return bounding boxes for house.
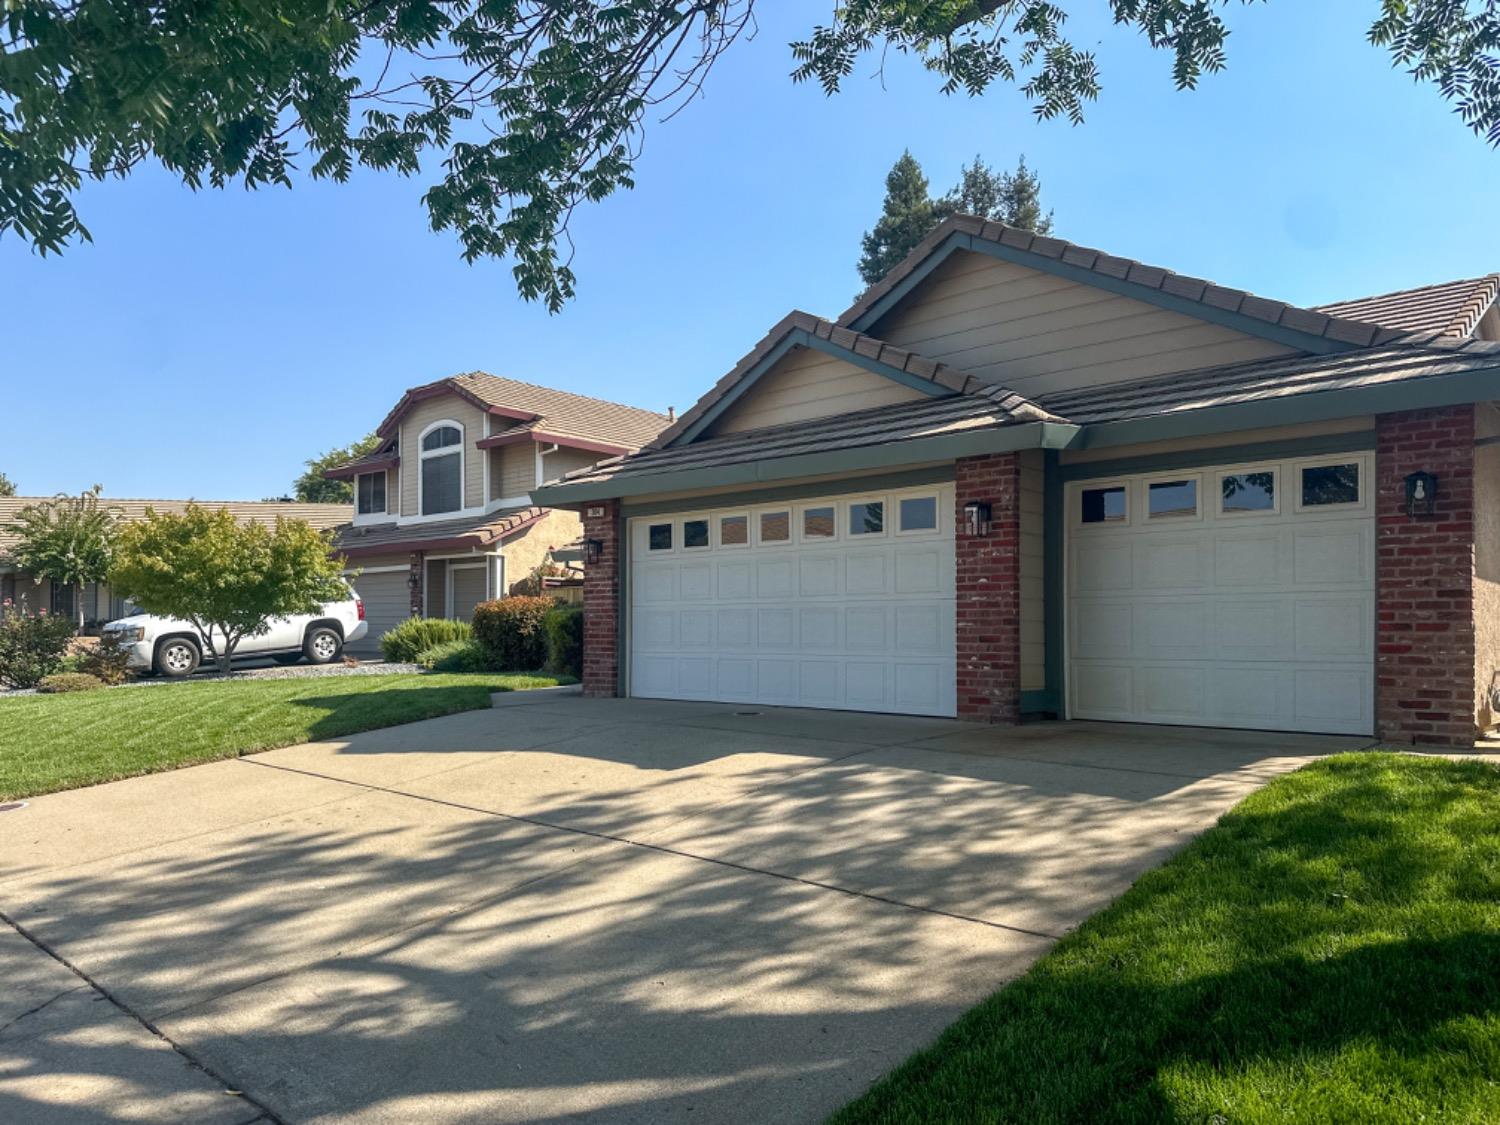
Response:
[323,373,669,651]
[533,215,1500,748]
[0,497,353,627]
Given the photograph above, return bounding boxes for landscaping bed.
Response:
[0,672,570,800]
[831,752,1500,1125]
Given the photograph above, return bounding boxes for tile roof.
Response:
[330,506,545,556]
[836,214,1404,349]
[0,497,352,558]
[1314,276,1500,338]
[375,372,669,451]
[1037,338,1500,426]
[646,310,1001,450]
[554,384,1061,488]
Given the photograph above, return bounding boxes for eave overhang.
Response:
[475,429,631,456]
[322,454,400,481]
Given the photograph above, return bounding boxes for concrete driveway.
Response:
[0,694,1367,1124]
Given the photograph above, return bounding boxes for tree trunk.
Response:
[75,582,85,634]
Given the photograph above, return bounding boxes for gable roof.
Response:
[648,310,987,450]
[837,214,1403,353]
[375,372,669,451]
[0,497,352,560]
[1315,275,1500,338]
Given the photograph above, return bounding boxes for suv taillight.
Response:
[356,599,365,620]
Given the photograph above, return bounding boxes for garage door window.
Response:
[648,523,673,551]
[1080,486,1126,525]
[898,496,939,533]
[849,500,884,535]
[1148,479,1197,519]
[760,510,790,544]
[683,518,710,549]
[803,506,836,539]
[1300,463,1360,508]
[719,514,749,547]
[1220,470,1276,514]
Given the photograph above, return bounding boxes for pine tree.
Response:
[996,155,1053,235]
[938,154,1053,234]
[0,472,15,498]
[857,151,941,288]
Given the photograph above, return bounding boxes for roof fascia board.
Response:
[1072,363,1500,450]
[322,454,400,481]
[669,329,954,448]
[534,421,1078,505]
[848,231,1354,356]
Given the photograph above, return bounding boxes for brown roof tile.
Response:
[331,507,545,557]
[1315,275,1500,338]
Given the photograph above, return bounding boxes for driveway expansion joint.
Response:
[0,906,287,1125]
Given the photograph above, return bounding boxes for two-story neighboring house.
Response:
[536,215,1500,748]
[325,373,668,650]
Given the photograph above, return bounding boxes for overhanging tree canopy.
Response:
[2,2,1496,310]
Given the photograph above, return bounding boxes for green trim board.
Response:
[1021,689,1059,716]
[1042,450,1064,714]
[534,421,1080,505]
[620,465,954,518]
[671,327,954,447]
[847,231,1354,356]
[1056,431,1377,483]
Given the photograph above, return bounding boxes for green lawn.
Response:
[0,673,568,801]
[832,752,1500,1125]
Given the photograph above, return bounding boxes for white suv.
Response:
[102,589,369,678]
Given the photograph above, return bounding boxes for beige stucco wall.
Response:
[871,250,1297,398]
[502,509,581,594]
[398,393,487,515]
[1477,307,1499,342]
[1019,449,1045,693]
[540,445,601,484]
[705,345,925,436]
[1475,404,1500,730]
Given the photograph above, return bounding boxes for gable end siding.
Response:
[870,250,1299,398]
[399,394,488,515]
[704,345,926,437]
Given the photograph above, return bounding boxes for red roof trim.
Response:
[322,454,400,481]
[375,379,539,438]
[473,429,628,455]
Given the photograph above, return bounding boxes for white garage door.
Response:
[1066,452,1374,736]
[629,484,956,716]
[349,570,411,654]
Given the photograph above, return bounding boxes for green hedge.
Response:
[472,596,552,670]
[414,639,495,673]
[543,605,583,678]
[379,616,472,663]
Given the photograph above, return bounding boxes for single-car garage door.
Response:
[349,570,411,655]
[1066,452,1374,735]
[629,484,956,716]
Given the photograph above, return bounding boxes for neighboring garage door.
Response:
[350,570,411,654]
[1066,452,1375,735]
[629,484,956,716]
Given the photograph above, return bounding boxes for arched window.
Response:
[419,421,464,515]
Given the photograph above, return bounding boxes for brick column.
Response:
[581,500,622,697]
[955,453,1022,723]
[408,550,425,616]
[1376,405,1476,746]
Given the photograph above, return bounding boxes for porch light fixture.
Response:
[963,500,993,537]
[585,537,605,565]
[1404,471,1438,518]
[407,572,420,589]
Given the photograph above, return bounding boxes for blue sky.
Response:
[3,1,1496,500]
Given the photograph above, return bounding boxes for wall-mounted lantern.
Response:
[584,537,605,565]
[1404,471,1438,518]
[407,572,421,589]
[963,500,993,538]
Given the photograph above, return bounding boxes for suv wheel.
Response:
[304,626,343,665]
[155,637,201,678]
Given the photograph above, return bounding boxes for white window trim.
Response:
[646,519,675,554]
[352,470,391,526]
[1071,480,1131,530]
[756,507,793,547]
[1216,462,1282,518]
[716,511,751,549]
[846,495,889,538]
[798,501,839,544]
[417,419,465,518]
[1292,455,1368,514]
[1141,471,1204,523]
[893,491,942,536]
[681,514,712,551]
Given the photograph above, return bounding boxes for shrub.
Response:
[472,596,552,670]
[37,671,106,693]
[0,604,77,689]
[543,605,583,678]
[76,633,134,685]
[379,616,471,663]
[414,638,496,673]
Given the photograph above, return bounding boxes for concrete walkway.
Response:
[0,698,1367,1124]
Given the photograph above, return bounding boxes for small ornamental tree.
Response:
[110,505,348,675]
[2,486,121,631]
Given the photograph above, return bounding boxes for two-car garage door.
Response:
[1066,452,1375,736]
[628,484,956,716]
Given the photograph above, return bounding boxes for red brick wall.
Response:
[408,551,424,616]
[581,500,622,697]
[1376,405,1477,746]
[955,453,1022,723]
